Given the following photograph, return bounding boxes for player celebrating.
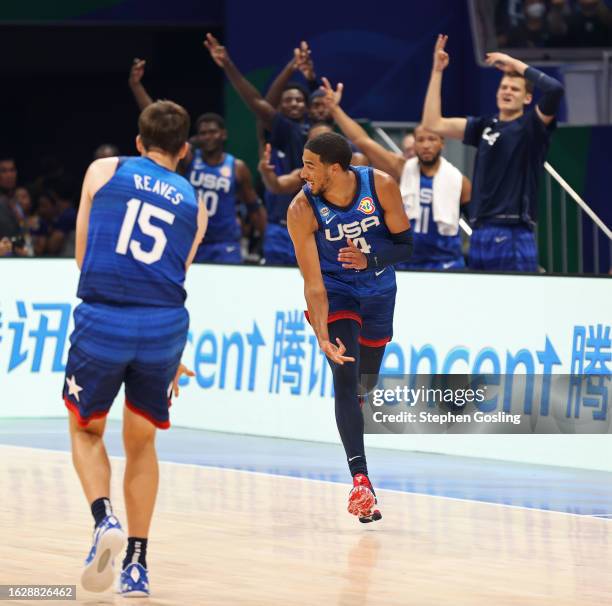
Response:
[422,35,564,271]
[287,132,413,522]
[63,100,207,596]
[128,60,263,264]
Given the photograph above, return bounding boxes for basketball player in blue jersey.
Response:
[288,132,413,522]
[422,35,564,272]
[63,101,207,596]
[128,62,264,264]
[320,78,471,270]
[184,113,264,263]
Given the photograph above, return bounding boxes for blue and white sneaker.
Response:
[81,515,126,593]
[117,563,150,597]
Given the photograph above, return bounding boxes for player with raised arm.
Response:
[422,35,564,271]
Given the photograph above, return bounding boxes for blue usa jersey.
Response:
[304,166,394,276]
[410,173,462,262]
[78,156,199,307]
[187,149,240,243]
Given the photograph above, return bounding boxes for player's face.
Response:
[497,76,532,113]
[280,89,307,121]
[197,122,226,152]
[0,160,17,191]
[414,127,443,167]
[300,149,332,196]
[309,97,330,122]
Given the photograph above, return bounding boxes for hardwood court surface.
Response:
[1,445,610,605]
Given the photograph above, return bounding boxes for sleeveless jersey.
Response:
[304,166,393,276]
[411,173,462,262]
[78,156,199,307]
[187,149,240,243]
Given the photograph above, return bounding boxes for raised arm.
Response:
[485,52,564,126]
[204,33,277,129]
[235,158,267,233]
[287,192,354,364]
[421,35,467,140]
[322,78,404,180]
[128,58,154,111]
[258,143,302,195]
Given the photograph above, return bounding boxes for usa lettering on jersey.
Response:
[189,171,231,193]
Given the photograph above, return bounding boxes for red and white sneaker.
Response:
[347,474,382,523]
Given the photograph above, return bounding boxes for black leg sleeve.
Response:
[326,319,368,477]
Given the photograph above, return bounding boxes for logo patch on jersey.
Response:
[220,165,231,178]
[482,127,501,147]
[358,197,375,215]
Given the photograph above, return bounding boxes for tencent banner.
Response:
[0,261,610,468]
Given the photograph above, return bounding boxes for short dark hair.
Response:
[138,100,191,156]
[304,132,352,170]
[308,121,333,134]
[282,82,309,103]
[504,71,534,94]
[195,112,225,130]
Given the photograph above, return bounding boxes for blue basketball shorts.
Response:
[263,222,297,266]
[468,224,538,272]
[62,302,189,429]
[306,268,397,347]
[194,241,242,264]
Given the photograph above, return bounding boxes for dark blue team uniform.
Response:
[463,107,554,271]
[63,156,199,429]
[398,173,464,271]
[263,147,296,266]
[304,166,396,346]
[188,149,242,264]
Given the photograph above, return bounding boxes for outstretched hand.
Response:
[320,76,344,109]
[294,40,315,80]
[320,337,355,365]
[338,238,367,271]
[432,34,449,72]
[172,363,195,398]
[204,33,230,68]
[485,52,520,73]
[129,58,146,85]
[258,143,275,173]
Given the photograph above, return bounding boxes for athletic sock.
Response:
[123,537,148,570]
[91,497,113,528]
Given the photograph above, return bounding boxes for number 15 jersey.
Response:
[78,156,199,308]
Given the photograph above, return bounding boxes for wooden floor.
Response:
[0,445,610,605]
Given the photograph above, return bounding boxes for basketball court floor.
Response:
[1,418,611,605]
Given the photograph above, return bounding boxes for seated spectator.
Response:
[0,156,26,256]
[29,191,56,256]
[0,237,11,257]
[12,186,35,256]
[506,0,554,47]
[46,180,77,257]
[566,0,611,46]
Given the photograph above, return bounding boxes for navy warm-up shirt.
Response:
[463,108,555,226]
